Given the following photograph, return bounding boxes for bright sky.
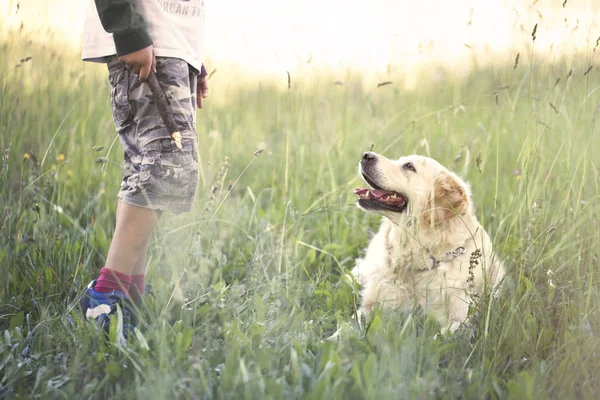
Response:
[1,0,599,82]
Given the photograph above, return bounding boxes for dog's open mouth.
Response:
[354,187,408,213]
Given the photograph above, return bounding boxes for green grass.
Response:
[1,29,600,399]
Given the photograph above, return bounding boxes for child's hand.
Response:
[119,45,156,82]
[197,76,209,108]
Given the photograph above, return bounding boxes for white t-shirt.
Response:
[82,0,205,71]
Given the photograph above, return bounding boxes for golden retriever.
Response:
[352,151,505,333]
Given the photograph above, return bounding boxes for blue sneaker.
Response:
[79,280,135,342]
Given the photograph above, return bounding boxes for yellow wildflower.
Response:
[57,154,65,162]
[23,153,30,159]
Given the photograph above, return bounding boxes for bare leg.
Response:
[114,200,153,276]
[130,240,151,276]
[104,202,159,276]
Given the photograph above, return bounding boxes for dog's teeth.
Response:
[390,194,397,199]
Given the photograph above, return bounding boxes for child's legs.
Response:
[114,200,153,277]
[100,56,199,284]
[105,202,159,276]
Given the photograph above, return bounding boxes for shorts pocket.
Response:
[135,138,199,198]
[108,65,132,129]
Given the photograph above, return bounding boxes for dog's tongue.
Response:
[354,188,391,198]
[370,189,391,198]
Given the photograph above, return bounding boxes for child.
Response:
[79,0,208,339]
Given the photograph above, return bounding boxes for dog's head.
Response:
[355,152,472,227]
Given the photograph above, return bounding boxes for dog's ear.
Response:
[422,170,470,227]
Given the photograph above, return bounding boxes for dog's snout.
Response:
[362,152,377,165]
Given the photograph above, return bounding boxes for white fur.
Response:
[352,153,504,333]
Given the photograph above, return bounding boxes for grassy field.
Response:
[1,29,600,399]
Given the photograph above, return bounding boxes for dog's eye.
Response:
[403,162,416,172]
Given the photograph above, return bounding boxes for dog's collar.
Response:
[416,246,466,272]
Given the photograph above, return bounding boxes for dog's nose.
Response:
[362,152,377,165]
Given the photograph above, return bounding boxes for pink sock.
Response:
[95,267,132,294]
[129,274,145,301]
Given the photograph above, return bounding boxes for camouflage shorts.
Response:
[107,56,199,213]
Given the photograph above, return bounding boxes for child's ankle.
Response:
[95,267,132,294]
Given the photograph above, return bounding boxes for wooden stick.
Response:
[146,71,183,151]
